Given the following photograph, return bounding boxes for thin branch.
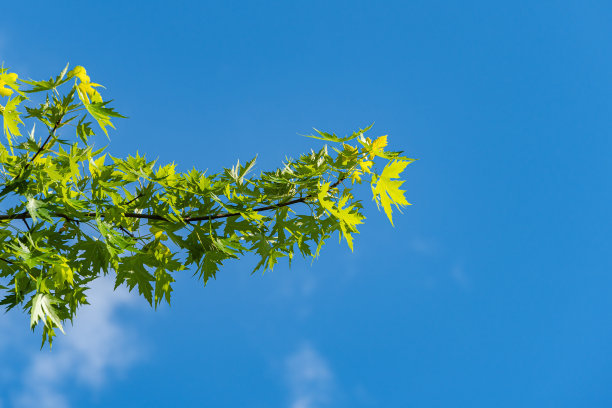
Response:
[123,192,143,207]
[0,118,65,200]
[20,117,63,178]
[57,213,79,224]
[185,196,309,222]
[0,174,348,224]
[0,195,310,223]
[0,212,30,221]
[118,226,135,238]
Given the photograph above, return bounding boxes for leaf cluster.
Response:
[0,64,414,347]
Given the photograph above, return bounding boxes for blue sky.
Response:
[1,1,612,407]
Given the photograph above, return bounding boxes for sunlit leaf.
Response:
[372,160,412,226]
[30,293,65,334]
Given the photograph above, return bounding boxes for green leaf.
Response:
[154,268,174,308]
[1,96,24,151]
[116,256,155,305]
[76,116,95,144]
[252,232,274,273]
[21,76,71,93]
[26,196,53,223]
[372,160,412,226]
[317,182,335,212]
[20,63,71,94]
[333,194,364,251]
[78,238,110,275]
[80,96,126,137]
[30,293,65,334]
[51,262,74,288]
[305,124,373,143]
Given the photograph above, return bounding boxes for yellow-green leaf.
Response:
[1,96,24,151]
[317,182,335,212]
[372,160,411,226]
[51,263,74,287]
[333,193,364,251]
[370,135,388,158]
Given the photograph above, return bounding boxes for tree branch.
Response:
[20,118,63,178]
[0,196,308,223]
[0,257,14,265]
[0,174,347,223]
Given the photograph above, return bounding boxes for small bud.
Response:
[70,66,88,82]
[0,84,12,97]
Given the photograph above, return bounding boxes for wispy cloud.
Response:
[9,277,144,408]
[285,343,335,408]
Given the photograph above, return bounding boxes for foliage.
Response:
[0,64,414,347]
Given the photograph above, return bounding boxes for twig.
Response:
[0,177,348,224]
[118,226,135,238]
[20,118,64,178]
[0,196,310,223]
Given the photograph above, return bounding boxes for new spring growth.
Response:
[69,65,103,103]
[0,72,18,97]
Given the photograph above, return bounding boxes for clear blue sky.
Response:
[1,1,612,407]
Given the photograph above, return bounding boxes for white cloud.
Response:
[10,277,144,408]
[285,343,334,408]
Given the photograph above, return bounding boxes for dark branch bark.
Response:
[0,173,345,224]
[0,196,311,223]
[20,118,63,178]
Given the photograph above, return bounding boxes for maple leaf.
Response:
[370,135,388,158]
[317,182,335,212]
[116,255,155,305]
[1,96,24,151]
[372,160,412,226]
[317,184,364,251]
[30,293,65,334]
[26,196,53,223]
[154,268,175,308]
[78,238,111,275]
[334,194,365,251]
[359,160,373,173]
[51,262,74,288]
